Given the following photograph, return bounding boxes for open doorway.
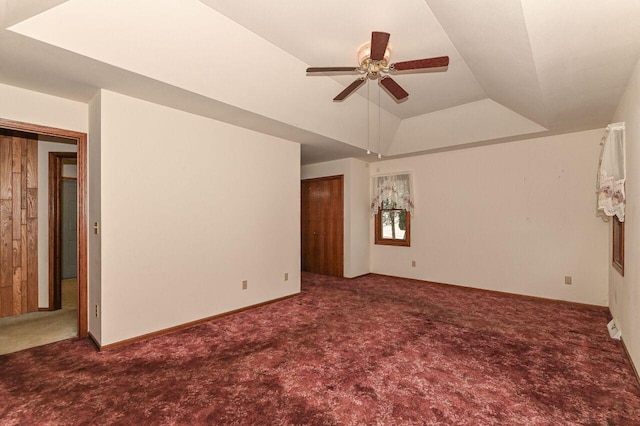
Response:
[48,152,78,312]
[0,119,87,354]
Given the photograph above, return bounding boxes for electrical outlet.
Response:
[242,280,248,290]
[564,276,572,285]
[95,304,99,317]
[284,273,289,281]
[412,260,416,267]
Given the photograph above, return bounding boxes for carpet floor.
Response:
[1,273,639,425]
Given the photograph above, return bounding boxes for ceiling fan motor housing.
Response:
[357,42,391,78]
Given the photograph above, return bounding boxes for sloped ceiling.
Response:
[2,0,640,164]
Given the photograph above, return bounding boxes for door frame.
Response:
[48,152,78,311]
[0,118,88,338]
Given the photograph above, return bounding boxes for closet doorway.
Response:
[301,175,344,277]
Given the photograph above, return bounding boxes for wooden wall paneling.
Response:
[24,138,38,313]
[0,137,11,199]
[11,137,21,173]
[0,200,12,317]
[12,266,21,315]
[20,223,27,312]
[12,173,20,238]
[12,240,20,267]
[20,156,26,210]
[12,239,21,314]
[11,138,22,316]
[0,201,12,285]
[0,287,11,318]
[0,132,38,316]
[26,217,37,312]
[1,132,40,317]
[26,139,37,189]
[26,188,37,219]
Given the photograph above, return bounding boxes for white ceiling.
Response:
[1,0,640,164]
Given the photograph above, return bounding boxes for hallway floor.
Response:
[0,279,77,355]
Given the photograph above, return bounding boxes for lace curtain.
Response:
[371,173,414,215]
[597,122,626,221]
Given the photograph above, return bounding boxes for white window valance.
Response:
[371,173,414,216]
[597,122,626,221]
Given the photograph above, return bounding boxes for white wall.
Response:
[0,83,87,133]
[390,99,547,155]
[97,90,300,346]
[301,158,370,278]
[371,130,609,306]
[610,57,640,370]
[37,141,77,307]
[88,91,102,341]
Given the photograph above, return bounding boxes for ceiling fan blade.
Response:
[390,56,449,71]
[380,76,409,101]
[306,66,360,73]
[370,31,390,61]
[334,78,366,101]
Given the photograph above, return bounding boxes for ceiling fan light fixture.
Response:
[357,42,391,71]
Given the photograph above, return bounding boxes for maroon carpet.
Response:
[1,273,640,425]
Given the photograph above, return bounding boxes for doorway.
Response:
[301,175,344,277]
[0,118,87,338]
[48,152,78,311]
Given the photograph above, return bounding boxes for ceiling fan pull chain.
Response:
[367,78,371,155]
[378,83,382,159]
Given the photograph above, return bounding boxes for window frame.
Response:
[374,207,411,247]
[613,215,624,276]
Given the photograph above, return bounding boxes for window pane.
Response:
[613,216,624,275]
[381,210,406,240]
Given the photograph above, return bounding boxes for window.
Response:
[371,173,413,247]
[375,199,410,246]
[613,216,624,276]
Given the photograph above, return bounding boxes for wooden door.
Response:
[0,131,38,318]
[301,175,343,277]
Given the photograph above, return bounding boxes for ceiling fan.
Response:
[306,31,449,102]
